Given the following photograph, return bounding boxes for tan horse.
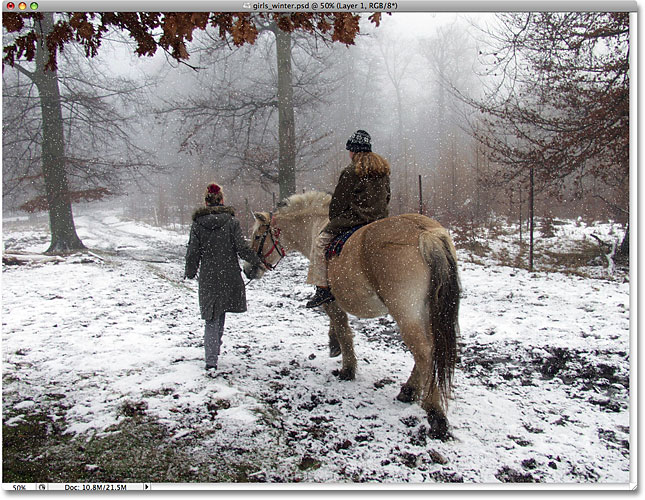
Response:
[244,191,460,439]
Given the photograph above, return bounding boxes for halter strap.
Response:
[255,213,286,271]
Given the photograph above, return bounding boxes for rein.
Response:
[255,213,286,271]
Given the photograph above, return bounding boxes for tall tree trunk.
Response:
[617,223,629,263]
[395,87,409,209]
[529,166,534,272]
[275,27,296,201]
[436,75,446,209]
[474,142,481,217]
[519,186,522,246]
[451,137,456,214]
[35,13,85,254]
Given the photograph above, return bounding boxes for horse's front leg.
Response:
[328,323,341,358]
[322,301,356,380]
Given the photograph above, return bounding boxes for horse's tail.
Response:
[418,229,460,408]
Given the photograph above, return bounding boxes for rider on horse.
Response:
[306,130,391,308]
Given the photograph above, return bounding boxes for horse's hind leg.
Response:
[397,363,421,403]
[322,301,356,380]
[395,316,449,439]
[424,382,449,439]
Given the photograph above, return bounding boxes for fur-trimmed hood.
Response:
[192,205,236,230]
[352,152,390,177]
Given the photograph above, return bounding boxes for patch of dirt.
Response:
[495,466,538,483]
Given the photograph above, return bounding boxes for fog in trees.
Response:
[3,11,630,250]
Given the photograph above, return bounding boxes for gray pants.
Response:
[204,313,226,368]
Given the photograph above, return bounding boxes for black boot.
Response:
[306,286,334,308]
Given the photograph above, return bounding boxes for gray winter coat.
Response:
[185,206,262,321]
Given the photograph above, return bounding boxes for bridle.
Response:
[254,213,286,271]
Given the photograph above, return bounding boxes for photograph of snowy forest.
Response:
[2,7,632,487]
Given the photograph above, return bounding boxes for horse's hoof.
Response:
[427,409,450,440]
[396,384,416,403]
[332,368,355,380]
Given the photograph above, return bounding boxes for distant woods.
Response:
[2,12,382,252]
[2,11,630,254]
[466,12,630,261]
[468,13,629,216]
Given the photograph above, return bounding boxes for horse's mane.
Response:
[277,191,330,218]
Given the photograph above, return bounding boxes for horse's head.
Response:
[243,211,286,279]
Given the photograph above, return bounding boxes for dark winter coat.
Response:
[185,206,262,321]
[325,154,391,236]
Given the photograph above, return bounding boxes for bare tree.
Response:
[155,20,345,206]
[4,13,86,253]
[419,18,480,218]
[3,11,383,251]
[463,13,629,263]
[3,24,161,217]
[374,29,416,210]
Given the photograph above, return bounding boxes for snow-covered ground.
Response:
[2,206,632,485]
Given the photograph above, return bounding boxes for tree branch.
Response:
[10,61,35,80]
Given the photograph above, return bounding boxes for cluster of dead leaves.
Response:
[3,11,384,71]
[20,187,112,213]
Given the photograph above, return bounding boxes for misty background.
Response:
[2,12,629,237]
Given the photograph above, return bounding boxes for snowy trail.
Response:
[2,211,631,484]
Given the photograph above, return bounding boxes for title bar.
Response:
[1,0,638,12]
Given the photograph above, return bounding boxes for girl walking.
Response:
[185,183,264,372]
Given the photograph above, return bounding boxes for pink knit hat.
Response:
[205,183,224,205]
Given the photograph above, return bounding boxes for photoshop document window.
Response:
[1,0,635,492]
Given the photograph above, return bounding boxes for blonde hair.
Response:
[352,152,390,177]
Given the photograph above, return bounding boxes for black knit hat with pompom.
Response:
[346,130,372,153]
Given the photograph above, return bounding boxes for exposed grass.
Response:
[507,241,611,277]
[454,239,491,258]
[540,241,605,269]
[452,218,625,278]
[3,407,288,483]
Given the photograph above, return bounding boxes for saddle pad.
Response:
[325,224,365,260]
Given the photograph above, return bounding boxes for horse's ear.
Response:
[253,212,269,223]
